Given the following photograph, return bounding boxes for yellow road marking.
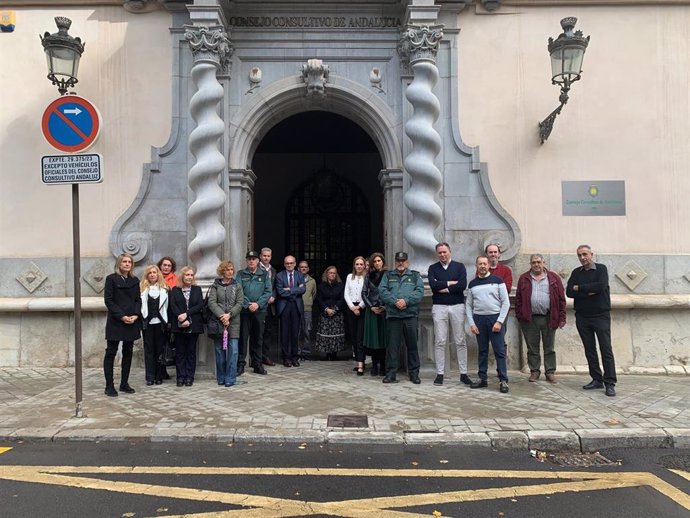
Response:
[0,447,12,455]
[0,466,687,518]
[670,469,690,483]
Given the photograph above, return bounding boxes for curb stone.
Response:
[527,431,581,452]
[663,428,690,449]
[234,429,326,443]
[576,428,672,450]
[55,428,152,442]
[488,431,529,450]
[10,427,61,442]
[327,431,403,444]
[404,432,491,447]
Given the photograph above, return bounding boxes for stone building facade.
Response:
[0,0,689,374]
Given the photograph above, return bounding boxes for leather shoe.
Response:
[253,365,267,375]
[119,384,136,394]
[410,375,421,385]
[292,360,300,367]
[582,380,604,390]
[433,374,444,386]
[382,376,398,384]
[176,381,184,387]
[528,372,540,382]
[283,360,292,368]
[460,374,473,386]
[262,358,276,366]
[545,373,557,383]
[104,386,118,397]
[146,380,154,386]
[154,379,162,385]
[605,384,616,397]
[499,381,509,393]
[470,380,488,389]
[184,380,193,387]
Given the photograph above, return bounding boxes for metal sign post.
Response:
[42,96,102,418]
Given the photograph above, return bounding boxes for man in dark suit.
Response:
[275,255,306,367]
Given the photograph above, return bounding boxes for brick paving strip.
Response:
[1,365,688,451]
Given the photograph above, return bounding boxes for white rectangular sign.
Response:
[42,154,103,185]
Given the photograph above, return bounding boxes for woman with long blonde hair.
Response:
[140,265,169,386]
[344,256,367,375]
[103,253,140,397]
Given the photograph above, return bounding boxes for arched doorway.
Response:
[252,111,384,277]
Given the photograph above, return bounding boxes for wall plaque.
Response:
[562,181,625,216]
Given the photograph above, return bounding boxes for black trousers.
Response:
[239,310,266,367]
[346,310,365,362]
[279,302,301,362]
[576,313,617,385]
[104,340,133,388]
[143,323,165,382]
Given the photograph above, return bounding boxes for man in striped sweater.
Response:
[466,255,511,393]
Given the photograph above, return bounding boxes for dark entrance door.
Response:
[286,168,371,280]
[252,111,384,279]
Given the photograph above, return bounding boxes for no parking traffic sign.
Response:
[41,95,101,153]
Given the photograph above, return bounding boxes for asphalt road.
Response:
[0,442,688,517]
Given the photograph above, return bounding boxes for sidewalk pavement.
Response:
[1,363,688,452]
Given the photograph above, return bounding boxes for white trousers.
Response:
[432,303,467,375]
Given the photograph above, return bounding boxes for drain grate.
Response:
[327,414,368,428]
[545,452,619,468]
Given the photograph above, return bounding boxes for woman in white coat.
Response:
[140,265,169,386]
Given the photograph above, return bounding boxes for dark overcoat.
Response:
[104,273,142,342]
[169,285,205,334]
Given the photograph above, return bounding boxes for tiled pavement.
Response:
[1,363,688,450]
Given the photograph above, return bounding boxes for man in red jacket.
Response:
[515,254,566,383]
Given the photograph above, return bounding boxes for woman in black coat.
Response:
[103,253,141,397]
[314,266,346,360]
[169,266,204,386]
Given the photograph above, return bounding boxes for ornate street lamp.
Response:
[538,17,589,144]
[40,16,85,96]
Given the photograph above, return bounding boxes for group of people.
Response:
[103,242,617,398]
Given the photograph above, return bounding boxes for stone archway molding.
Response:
[227,73,403,171]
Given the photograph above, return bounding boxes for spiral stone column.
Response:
[184,25,231,283]
[400,25,444,272]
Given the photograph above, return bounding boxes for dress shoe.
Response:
[382,376,398,384]
[283,360,292,368]
[470,380,488,389]
[528,372,540,382]
[433,374,444,386]
[499,381,509,393]
[237,365,245,376]
[410,375,421,385]
[224,383,234,387]
[262,358,276,366]
[119,384,136,394]
[184,380,193,387]
[545,373,557,384]
[146,380,154,386]
[460,374,473,386]
[582,380,604,390]
[605,384,616,397]
[292,360,300,367]
[104,386,118,397]
[176,381,184,387]
[217,381,224,386]
[253,365,267,375]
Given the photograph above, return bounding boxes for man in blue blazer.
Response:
[275,255,306,367]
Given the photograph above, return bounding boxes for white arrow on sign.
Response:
[63,107,82,116]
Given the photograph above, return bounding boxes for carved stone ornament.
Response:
[16,262,48,294]
[123,0,158,13]
[302,59,330,97]
[480,0,503,11]
[615,260,648,291]
[247,66,262,93]
[370,67,384,93]
[398,25,444,66]
[83,260,111,294]
[184,25,232,71]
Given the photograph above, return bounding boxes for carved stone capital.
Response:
[301,59,330,98]
[184,25,232,72]
[398,24,444,67]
